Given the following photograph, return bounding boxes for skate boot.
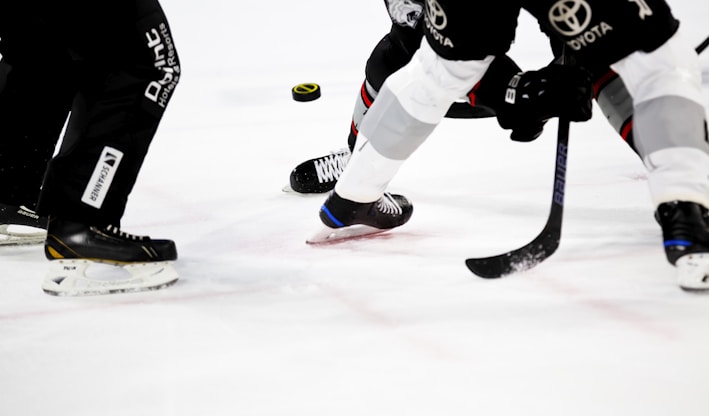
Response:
[306,191,413,243]
[287,148,351,194]
[42,218,178,296]
[0,202,47,246]
[656,200,709,291]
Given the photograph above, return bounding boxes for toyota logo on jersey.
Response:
[425,0,447,30]
[424,0,453,47]
[549,0,592,36]
[548,0,614,52]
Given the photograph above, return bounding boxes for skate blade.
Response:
[42,260,179,296]
[0,224,46,246]
[676,253,709,292]
[281,184,321,195]
[281,185,333,196]
[306,225,387,244]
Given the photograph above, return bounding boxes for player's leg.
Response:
[32,0,181,294]
[612,32,709,283]
[38,0,179,227]
[291,1,529,195]
[530,0,709,289]
[309,2,521,241]
[289,6,425,194]
[0,10,74,243]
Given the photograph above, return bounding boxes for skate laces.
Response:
[314,148,350,184]
[104,224,148,241]
[377,193,403,215]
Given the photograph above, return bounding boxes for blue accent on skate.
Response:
[321,205,344,228]
[664,239,692,247]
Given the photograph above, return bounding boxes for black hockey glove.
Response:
[497,64,593,141]
[469,55,547,142]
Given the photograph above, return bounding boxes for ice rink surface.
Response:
[3,1,709,415]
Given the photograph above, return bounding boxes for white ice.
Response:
[3,1,709,415]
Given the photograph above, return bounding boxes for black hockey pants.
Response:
[0,0,180,226]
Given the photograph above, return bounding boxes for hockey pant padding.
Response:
[338,82,429,203]
[634,96,708,157]
[609,30,709,209]
[636,95,709,208]
[633,85,709,209]
[358,84,436,160]
[610,30,703,107]
[335,41,492,203]
[385,40,493,125]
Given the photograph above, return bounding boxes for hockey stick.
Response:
[465,118,569,278]
[465,36,709,279]
[697,35,709,54]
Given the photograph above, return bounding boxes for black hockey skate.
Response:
[0,202,47,245]
[42,218,178,296]
[656,201,709,291]
[306,191,413,244]
[45,218,177,262]
[287,148,351,194]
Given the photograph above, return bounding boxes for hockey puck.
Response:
[292,83,321,102]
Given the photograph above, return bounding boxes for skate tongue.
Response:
[42,260,178,296]
[675,254,709,292]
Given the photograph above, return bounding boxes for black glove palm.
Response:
[498,64,593,141]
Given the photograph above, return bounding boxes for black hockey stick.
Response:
[697,35,709,54]
[465,118,570,278]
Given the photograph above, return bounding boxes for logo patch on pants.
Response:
[81,146,124,209]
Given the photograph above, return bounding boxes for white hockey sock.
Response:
[644,147,709,208]
[334,133,404,203]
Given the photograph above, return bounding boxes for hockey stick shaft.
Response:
[697,35,709,54]
[465,118,570,278]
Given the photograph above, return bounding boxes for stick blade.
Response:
[465,230,561,278]
[466,117,569,279]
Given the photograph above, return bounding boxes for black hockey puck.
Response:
[292,83,321,102]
